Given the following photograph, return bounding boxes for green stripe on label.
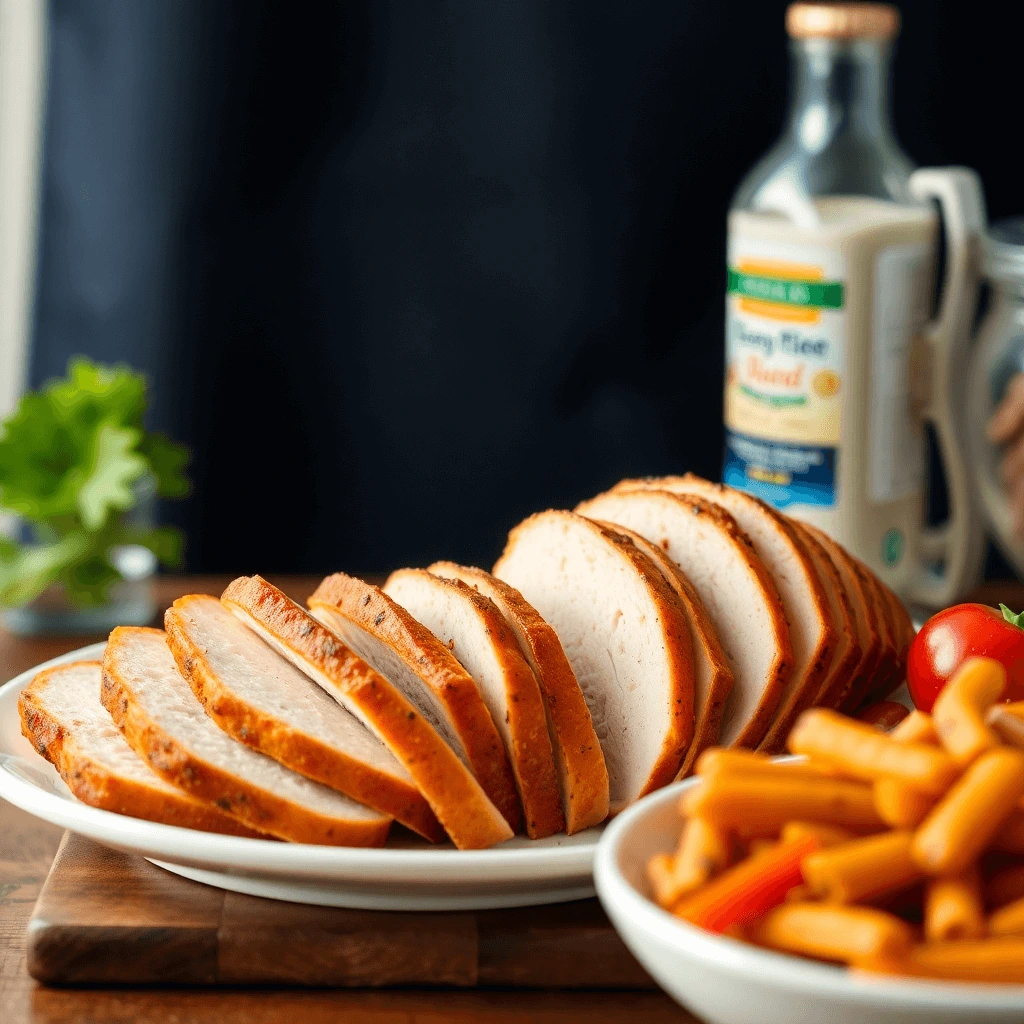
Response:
[727,268,844,309]
[738,384,808,407]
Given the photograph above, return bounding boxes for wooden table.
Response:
[0,575,693,1024]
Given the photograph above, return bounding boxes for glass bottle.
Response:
[722,2,985,606]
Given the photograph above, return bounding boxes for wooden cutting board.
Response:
[27,833,655,988]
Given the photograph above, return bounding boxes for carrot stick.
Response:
[987,706,1024,750]
[647,817,731,908]
[999,701,1024,721]
[889,710,938,746]
[675,835,820,933]
[924,867,986,941]
[874,778,935,829]
[680,775,883,835]
[751,902,913,963]
[989,895,1024,936]
[780,821,854,848]
[788,709,958,794]
[858,939,1024,983]
[913,748,1024,875]
[931,657,1005,765]
[646,853,679,909]
[694,748,841,782]
[801,831,921,904]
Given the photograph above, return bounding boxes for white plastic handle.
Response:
[907,167,987,607]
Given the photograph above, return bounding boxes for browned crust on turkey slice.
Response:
[613,475,834,754]
[577,489,792,751]
[165,594,441,842]
[889,591,915,664]
[19,662,264,839]
[221,575,511,848]
[308,573,522,832]
[841,562,899,713]
[587,526,732,779]
[495,510,696,802]
[428,561,610,833]
[761,521,861,749]
[748,513,836,751]
[101,627,391,847]
[800,522,883,711]
[384,569,564,839]
[861,579,914,704]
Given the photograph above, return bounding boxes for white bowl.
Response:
[594,778,1024,1024]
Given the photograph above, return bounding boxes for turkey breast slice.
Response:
[383,568,564,839]
[493,510,695,813]
[101,627,392,846]
[587,523,734,778]
[766,520,861,748]
[427,561,610,834]
[574,488,791,750]
[860,574,915,705]
[800,521,883,711]
[221,575,511,849]
[841,560,900,713]
[611,475,834,752]
[165,593,441,841]
[19,661,263,837]
[308,573,521,833]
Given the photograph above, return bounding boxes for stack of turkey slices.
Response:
[18,475,911,850]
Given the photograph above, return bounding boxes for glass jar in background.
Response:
[968,220,1024,576]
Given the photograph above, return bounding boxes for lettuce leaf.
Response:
[0,357,191,608]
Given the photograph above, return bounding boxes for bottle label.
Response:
[869,241,930,503]
[723,237,845,510]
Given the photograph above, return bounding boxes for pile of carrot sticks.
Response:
[647,656,1024,983]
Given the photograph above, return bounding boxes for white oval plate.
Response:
[0,643,602,910]
[595,779,1024,1024]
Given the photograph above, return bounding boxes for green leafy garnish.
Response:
[0,357,191,608]
[1001,604,1024,629]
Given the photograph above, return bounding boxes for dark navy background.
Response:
[29,1,1024,574]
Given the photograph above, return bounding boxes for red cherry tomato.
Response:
[907,603,1024,712]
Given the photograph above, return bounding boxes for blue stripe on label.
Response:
[723,430,836,510]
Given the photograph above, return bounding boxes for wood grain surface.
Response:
[0,574,695,1023]
[27,834,652,989]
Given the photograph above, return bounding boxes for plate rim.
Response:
[0,641,600,885]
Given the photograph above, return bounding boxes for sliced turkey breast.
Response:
[585,523,734,778]
[19,661,263,837]
[165,594,441,841]
[492,510,695,812]
[308,573,521,833]
[101,627,392,846]
[861,578,915,704]
[574,488,791,750]
[427,562,609,834]
[767,520,862,748]
[842,560,900,712]
[800,522,883,710]
[221,575,511,849]
[383,569,564,839]
[609,475,835,753]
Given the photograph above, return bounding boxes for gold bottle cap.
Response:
[786,3,900,40]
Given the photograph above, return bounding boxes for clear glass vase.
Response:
[0,477,159,637]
